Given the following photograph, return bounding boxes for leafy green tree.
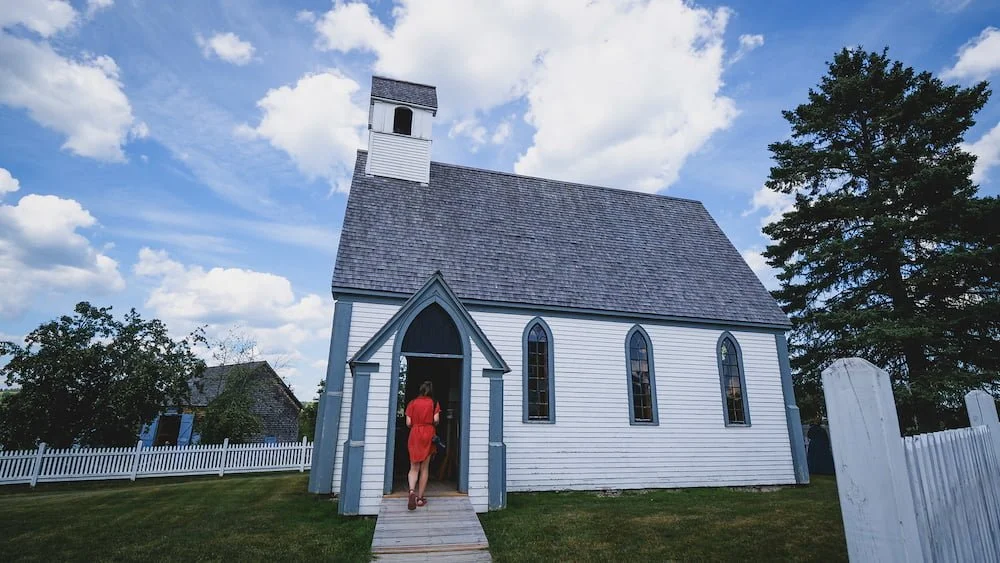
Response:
[197,363,263,444]
[0,303,205,448]
[763,48,1000,433]
[297,379,324,441]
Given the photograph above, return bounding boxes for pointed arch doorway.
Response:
[388,302,466,495]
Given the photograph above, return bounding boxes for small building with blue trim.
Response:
[310,76,809,515]
[140,361,302,447]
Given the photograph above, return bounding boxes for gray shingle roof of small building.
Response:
[333,152,790,328]
[371,76,438,110]
[189,361,301,408]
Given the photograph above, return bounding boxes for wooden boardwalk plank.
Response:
[371,496,490,560]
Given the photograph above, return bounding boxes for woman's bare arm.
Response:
[433,412,440,425]
[406,415,412,428]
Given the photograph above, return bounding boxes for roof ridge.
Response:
[372,75,437,90]
[353,150,703,205]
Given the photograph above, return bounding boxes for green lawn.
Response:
[480,476,847,562]
[0,474,375,562]
[0,474,846,562]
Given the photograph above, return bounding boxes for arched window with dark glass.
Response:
[393,106,413,136]
[626,326,658,424]
[523,318,554,422]
[718,333,750,426]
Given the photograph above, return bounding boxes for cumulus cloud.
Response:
[311,1,388,52]
[0,0,76,37]
[963,121,1000,184]
[0,194,125,317]
[309,0,739,193]
[730,33,764,64]
[942,27,1000,82]
[741,248,779,291]
[491,119,513,145]
[196,32,256,66]
[134,248,333,395]
[0,167,20,197]
[743,185,795,227]
[237,71,366,192]
[0,34,138,161]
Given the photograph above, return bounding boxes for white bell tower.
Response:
[365,76,437,184]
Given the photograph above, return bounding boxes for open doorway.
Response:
[389,302,465,495]
[392,356,462,494]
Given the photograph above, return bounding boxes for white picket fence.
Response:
[823,358,1000,562]
[0,437,312,487]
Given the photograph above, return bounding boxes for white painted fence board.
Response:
[824,358,1000,563]
[0,437,313,486]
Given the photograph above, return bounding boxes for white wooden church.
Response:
[309,76,809,515]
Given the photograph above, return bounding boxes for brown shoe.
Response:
[407,490,417,511]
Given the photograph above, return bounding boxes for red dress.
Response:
[406,396,441,463]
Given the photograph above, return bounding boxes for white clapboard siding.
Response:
[365,132,432,183]
[0,438,313,486]
[339,299,793,513]
[467,340,491,512]
[470,309,795,492]
[330,301,400,498]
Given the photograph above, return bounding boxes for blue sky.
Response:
[1,0,998,400]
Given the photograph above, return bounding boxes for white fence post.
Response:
[822,358,924,563]
[965,390,1000,457]
[218,438,229,477]
[130,440,143,481]
[29,442,46,488]
[299,436,308,472]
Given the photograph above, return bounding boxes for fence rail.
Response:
[0,437,312,486]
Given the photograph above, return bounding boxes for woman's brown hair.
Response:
[419,380,433,397]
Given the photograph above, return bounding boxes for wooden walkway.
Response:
[371,496,490,562]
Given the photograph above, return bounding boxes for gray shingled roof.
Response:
[333,152,790,328]
[189,362,301,408]
[371,76,438,110]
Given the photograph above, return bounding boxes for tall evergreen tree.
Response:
[763,48,1000,433]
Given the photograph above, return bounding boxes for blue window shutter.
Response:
[177,413,195,446]
[139,415,160,447]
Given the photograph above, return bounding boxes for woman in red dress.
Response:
[405,380,440,510]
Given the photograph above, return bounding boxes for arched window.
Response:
[523,318,554,422]
[393,107,413,136]
[718,333,750,426]
[626,326,658,424]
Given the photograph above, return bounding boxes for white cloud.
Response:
[238,71,366,192]
[311,0,739,193]
[942,27,1000,82]
[741,248,779,290]
[134,248,333,397]
[86,0,113,17]
[135,248,329,333]
[449,117,488,146]
[491,119,513,145]
[0,194,125,317]
[730,33,764,64]
[196,32,256,65]
[0,0,76,37]
[744,185,795,227]
[0,34,137,161]
[312,1,388,52]
[963,121,1000,184]
[130,121,150,139]
[0,168,20,198]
